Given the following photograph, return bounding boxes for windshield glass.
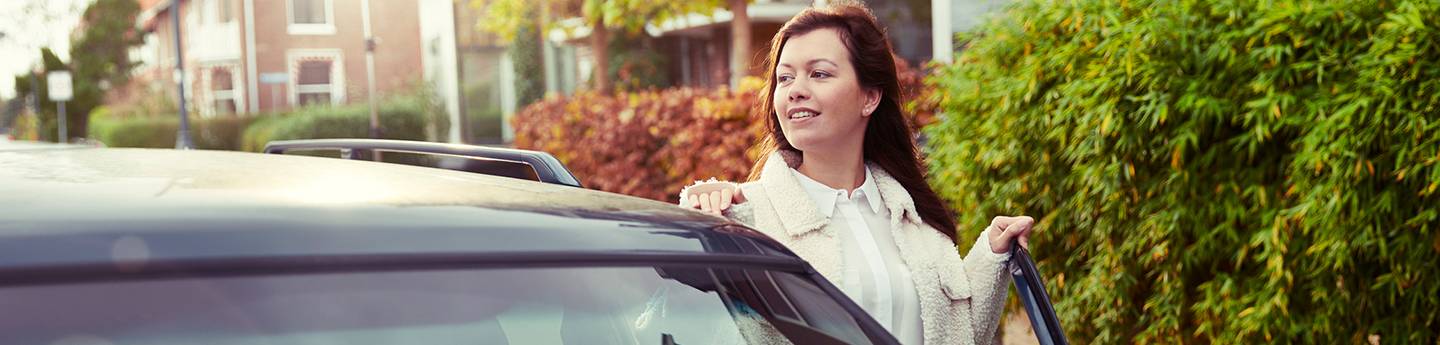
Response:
[0,265,875,345]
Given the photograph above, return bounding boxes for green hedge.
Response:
[89,115,258,150]
[239,97,438,151]
[86,92,446,151]
[925,0,1438,343]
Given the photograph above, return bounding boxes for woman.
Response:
[680,2,1036,344]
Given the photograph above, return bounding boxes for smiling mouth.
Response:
[789,110,819,119]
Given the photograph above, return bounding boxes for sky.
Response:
[0,0,91,100]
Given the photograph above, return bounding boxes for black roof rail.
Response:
[1011,243,1070,345]
[263,139,582,188]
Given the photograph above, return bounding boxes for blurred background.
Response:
[2,0,1436,343]
[0,0,974,147]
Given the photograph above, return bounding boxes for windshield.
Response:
[0,265,875,345]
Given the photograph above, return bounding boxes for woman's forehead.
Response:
[778,28,850,68]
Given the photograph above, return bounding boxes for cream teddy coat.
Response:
[697,150,1012,345]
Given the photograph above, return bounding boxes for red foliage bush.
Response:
[513,81,765,202]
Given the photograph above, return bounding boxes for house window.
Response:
[288,50,344,107]
[211,67,238,115]
[288,0,334,35]
[296,60,333,106]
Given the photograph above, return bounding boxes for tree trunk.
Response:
[729,0,750,89]
[591,17,611,94]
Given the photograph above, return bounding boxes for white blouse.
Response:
[791,167,924,345]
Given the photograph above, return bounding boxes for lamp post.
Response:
[172,0,194,149]
[361,0,379,140]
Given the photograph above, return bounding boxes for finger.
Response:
[994,215,1034,231]
[719,188,733,211]
[733,188,747,203]
[1006,220,1030,236]
[1015,217,1036,237]
[986,217,1005,242]
[1018,237,1030,250]
[689,194,702,209]
[1015,216,1035,229]
[709,192,723,215]
[699,193,714,213]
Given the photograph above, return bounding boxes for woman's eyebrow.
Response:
[778,58,838,68]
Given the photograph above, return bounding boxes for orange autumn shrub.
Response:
[513,79,765,202]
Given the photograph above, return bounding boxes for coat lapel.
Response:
[865,163,925,230]
[757,150,831,237]
[868,162,960,345]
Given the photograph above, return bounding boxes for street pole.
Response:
[172,0,194,149]
[361,0,382,161]
[46,70,73,143]
[361,0,379,140]
[56,101,66,143]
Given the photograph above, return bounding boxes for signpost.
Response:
[259,72,287,111]
[46,71,72,143]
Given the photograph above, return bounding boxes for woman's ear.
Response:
[862,87,881,117]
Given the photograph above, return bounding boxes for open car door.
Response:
[1011,243,1070,345]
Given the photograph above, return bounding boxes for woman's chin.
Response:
[786,137,826,153]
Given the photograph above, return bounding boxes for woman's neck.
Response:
[796,147,866,193]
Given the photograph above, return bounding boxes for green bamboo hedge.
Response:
[924,0,1439,343]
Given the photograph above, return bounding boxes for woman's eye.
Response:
[777,75,794,83]
[810,71,831,79]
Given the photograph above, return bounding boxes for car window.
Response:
[0,266,875,345]
[273,148,543,182]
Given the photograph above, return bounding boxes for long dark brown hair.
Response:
[747,1,958,242]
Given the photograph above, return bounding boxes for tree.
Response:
[11,0,143,142]
[508,15,544,108]
[11,48,69,142]
[64,0,144,141]
[729,0,749,89]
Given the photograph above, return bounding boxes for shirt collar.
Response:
[790,165,886,218]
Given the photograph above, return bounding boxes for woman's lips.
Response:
[786,107,821,124]
[788,113,820,126]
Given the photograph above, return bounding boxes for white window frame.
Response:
[286,49,346,106]
[210,66,239,116]
[198,64,244,117]
[286,0,335,35]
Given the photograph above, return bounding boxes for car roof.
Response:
[0,147,797,275]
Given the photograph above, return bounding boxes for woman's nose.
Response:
[787,82,811,102]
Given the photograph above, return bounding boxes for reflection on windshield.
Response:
[0,266,873,345]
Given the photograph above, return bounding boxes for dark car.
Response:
[0,140,902,345]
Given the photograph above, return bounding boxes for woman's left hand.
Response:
[987,216,1036,254]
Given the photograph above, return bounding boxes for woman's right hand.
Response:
[681,182,746,216]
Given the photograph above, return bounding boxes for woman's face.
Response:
[772,28,880,153]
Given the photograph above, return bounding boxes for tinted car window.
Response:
[0,266,874,345]
[274,149,542,182]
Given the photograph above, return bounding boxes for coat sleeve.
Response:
[960,229,1013,344]
[721,201,757,227]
